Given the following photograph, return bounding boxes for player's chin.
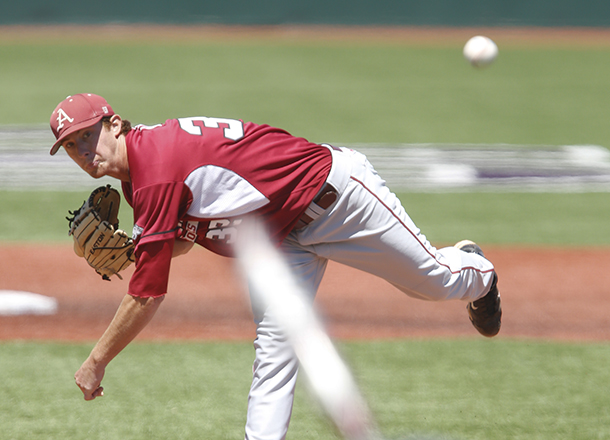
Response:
[85,169,103,179]
[83,163,104,179]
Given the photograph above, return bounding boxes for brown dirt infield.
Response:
[1,244,609,343]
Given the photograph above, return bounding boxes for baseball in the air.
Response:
[463,36,498,67]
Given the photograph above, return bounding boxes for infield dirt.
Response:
[1,244,608,342]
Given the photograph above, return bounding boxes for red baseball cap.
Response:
[49,93,114,155]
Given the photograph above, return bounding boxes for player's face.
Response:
[61,119,128,181]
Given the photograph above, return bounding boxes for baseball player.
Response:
[50,93,501,440]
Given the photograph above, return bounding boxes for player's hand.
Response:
[75,358,106,401]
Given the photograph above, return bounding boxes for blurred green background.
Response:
[2,31,610,244]
[3,39,610,145]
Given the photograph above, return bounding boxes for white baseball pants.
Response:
[244,147,495,440]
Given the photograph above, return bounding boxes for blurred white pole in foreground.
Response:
[234,219,380,440]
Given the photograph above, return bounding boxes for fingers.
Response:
[76,378,104,400]
[78,383,104,401]
[89,386,104,400]
[75,361,106,401]
[76,380,104,400]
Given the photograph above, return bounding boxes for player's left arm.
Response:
[74,293,165,400]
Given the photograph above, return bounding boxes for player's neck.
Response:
[106,135,131,182]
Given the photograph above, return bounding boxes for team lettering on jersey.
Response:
[132,224,144,241]
[178,220,199,242]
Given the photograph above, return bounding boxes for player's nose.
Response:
[75,140,92,158]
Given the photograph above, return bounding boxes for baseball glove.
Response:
[67,185,135,281]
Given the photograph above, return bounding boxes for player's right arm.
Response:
[75,293,165,400]
[75,240,172,401]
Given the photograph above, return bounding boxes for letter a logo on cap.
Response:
[56,109,74,130]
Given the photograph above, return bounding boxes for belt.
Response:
[294,182,338,229]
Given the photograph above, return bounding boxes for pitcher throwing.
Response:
[49,93,501,440]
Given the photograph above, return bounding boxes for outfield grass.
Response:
[3,32,610,246]
[399,191,610,246]
[0,191,135,243]
[2,190,609,246]
[1,36,610,148]
[1,339,609,440]
[3,34,610,246]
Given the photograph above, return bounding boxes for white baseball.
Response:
[463,36,498,67]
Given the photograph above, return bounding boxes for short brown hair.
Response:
[101,116,132,137]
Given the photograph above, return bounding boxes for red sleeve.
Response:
[128,239,173,298]
[131,182,192,245]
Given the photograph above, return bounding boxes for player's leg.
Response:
[244,317,297,440]
[294,148,499,320]
[244,245,328,440]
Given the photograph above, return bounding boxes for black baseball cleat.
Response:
[455,240,502,338]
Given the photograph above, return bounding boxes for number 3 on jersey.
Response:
[206,219,243,244]
[178,117,244,141]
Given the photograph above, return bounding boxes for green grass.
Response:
[3,37,610,246]
[2,41,610,147]
[2,190,609,245]
[348,339,610,440]
[3,36,610,246]
[399,191,610,246]
[0,190,134,243]
[1,339,609,440]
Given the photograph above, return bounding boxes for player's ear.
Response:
[109,114,123,138]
